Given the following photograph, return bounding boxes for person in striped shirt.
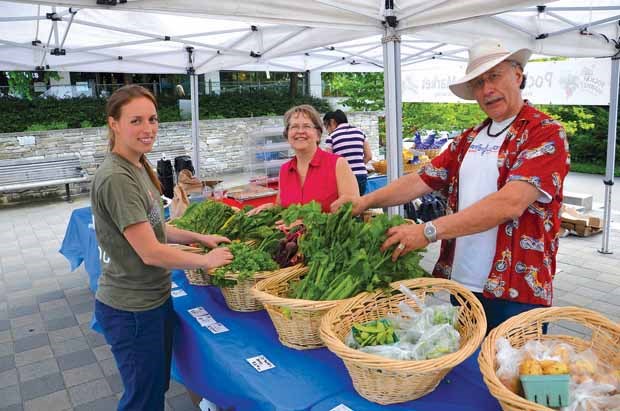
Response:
[323,110,372,195]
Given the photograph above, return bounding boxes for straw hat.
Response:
[449,40,531,100]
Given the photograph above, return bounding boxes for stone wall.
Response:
[0,112,380,204]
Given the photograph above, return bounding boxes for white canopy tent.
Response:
[1,0,619,249]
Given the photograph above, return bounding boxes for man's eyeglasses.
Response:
[467,69,506,91]
[289,124,319,132]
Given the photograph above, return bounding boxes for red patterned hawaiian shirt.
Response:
[419,101,570,306]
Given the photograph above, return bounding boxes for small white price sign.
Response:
[171,289,187,298]
[206,322,229,334]
[196,315,216,327]
[329,405,354,411]
[188,307,208,317]
[246,355,275,372]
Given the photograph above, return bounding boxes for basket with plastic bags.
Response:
[320,278,486,404]
[478,306,620,411]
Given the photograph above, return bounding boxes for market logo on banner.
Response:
[559,73,579,98]
[559,64,605,99]
[580,65,606,96]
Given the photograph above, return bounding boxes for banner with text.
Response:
[401,58,612,105]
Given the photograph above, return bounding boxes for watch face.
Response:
[424,223,436,241]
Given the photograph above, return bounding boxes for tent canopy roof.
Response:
[0,1,618,74]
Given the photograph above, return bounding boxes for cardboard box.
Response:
[560,205,603,237]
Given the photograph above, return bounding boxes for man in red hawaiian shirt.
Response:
[332,40,570,333]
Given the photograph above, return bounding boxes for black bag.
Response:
[404,193,447,222]
[174,155,194,176]
[157,159,174,199]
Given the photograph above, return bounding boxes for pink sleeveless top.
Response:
[279,148,340,213]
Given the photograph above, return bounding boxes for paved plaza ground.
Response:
[0,171,619,410]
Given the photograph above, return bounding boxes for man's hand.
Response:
[197,234,231,249]
[380,223,429,261]
[202,247,233,270]
[330,195,368,216]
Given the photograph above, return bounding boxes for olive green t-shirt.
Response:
[91,153,169,311]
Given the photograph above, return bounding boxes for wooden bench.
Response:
[0,155,90,202]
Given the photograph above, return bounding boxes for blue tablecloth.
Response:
[60,206,501,411]
[366,175,387,194]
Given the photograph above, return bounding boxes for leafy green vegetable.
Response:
[211,242,278,287]
[290,203,428,301]
[352,319,399,347]
[219,205,284,242]
[170,200,235,235]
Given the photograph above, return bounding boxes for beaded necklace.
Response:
[486,118,516,137]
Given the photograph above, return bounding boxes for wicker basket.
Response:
[404,161,427,174]
[372,160,427,175]
[186,268,211,286]
[478,306,620,411]
[251,266,348,350]
[206,265,304,312]
[320,278,487,404]
[420,148,442,159]
[371,160,387,174]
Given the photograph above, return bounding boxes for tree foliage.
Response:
[323,72,618,170]
[323,72,384,111]
[0,89,330,133]
[6,71,61,100]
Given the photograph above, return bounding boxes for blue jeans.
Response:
[451,293,547,335]
[356,174,368,195]
[95,298,174,411]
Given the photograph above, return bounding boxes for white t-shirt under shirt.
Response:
[451,116,553,292]
[451,116,514,292]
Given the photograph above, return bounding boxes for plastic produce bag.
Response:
[410,323,460,360]
[360,342,419,361]
[348,284,461,361]
[424,304,458,326]
[562,380,620,411]
[495,337,524,393]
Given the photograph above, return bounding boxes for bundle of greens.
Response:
[170,200,235,235]
[290,203,428,301]
[210,242,278,287]
[279,201,324,225]
[219,205,284,242]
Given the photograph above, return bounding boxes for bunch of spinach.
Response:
[170,200,235,235]
[219,205,284,242]
[291,203,428,301]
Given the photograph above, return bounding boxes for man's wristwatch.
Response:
[423,221,438,243]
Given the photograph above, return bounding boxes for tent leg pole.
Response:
[190,73,201,178]
[382,25,403,217]
[599,57,620,255]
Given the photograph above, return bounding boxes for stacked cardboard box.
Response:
[560,205,602,237]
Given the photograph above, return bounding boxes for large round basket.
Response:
[252,266,348,350]
[213,265,304,312]
[320,278,487,405]
[478,306,620,411]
